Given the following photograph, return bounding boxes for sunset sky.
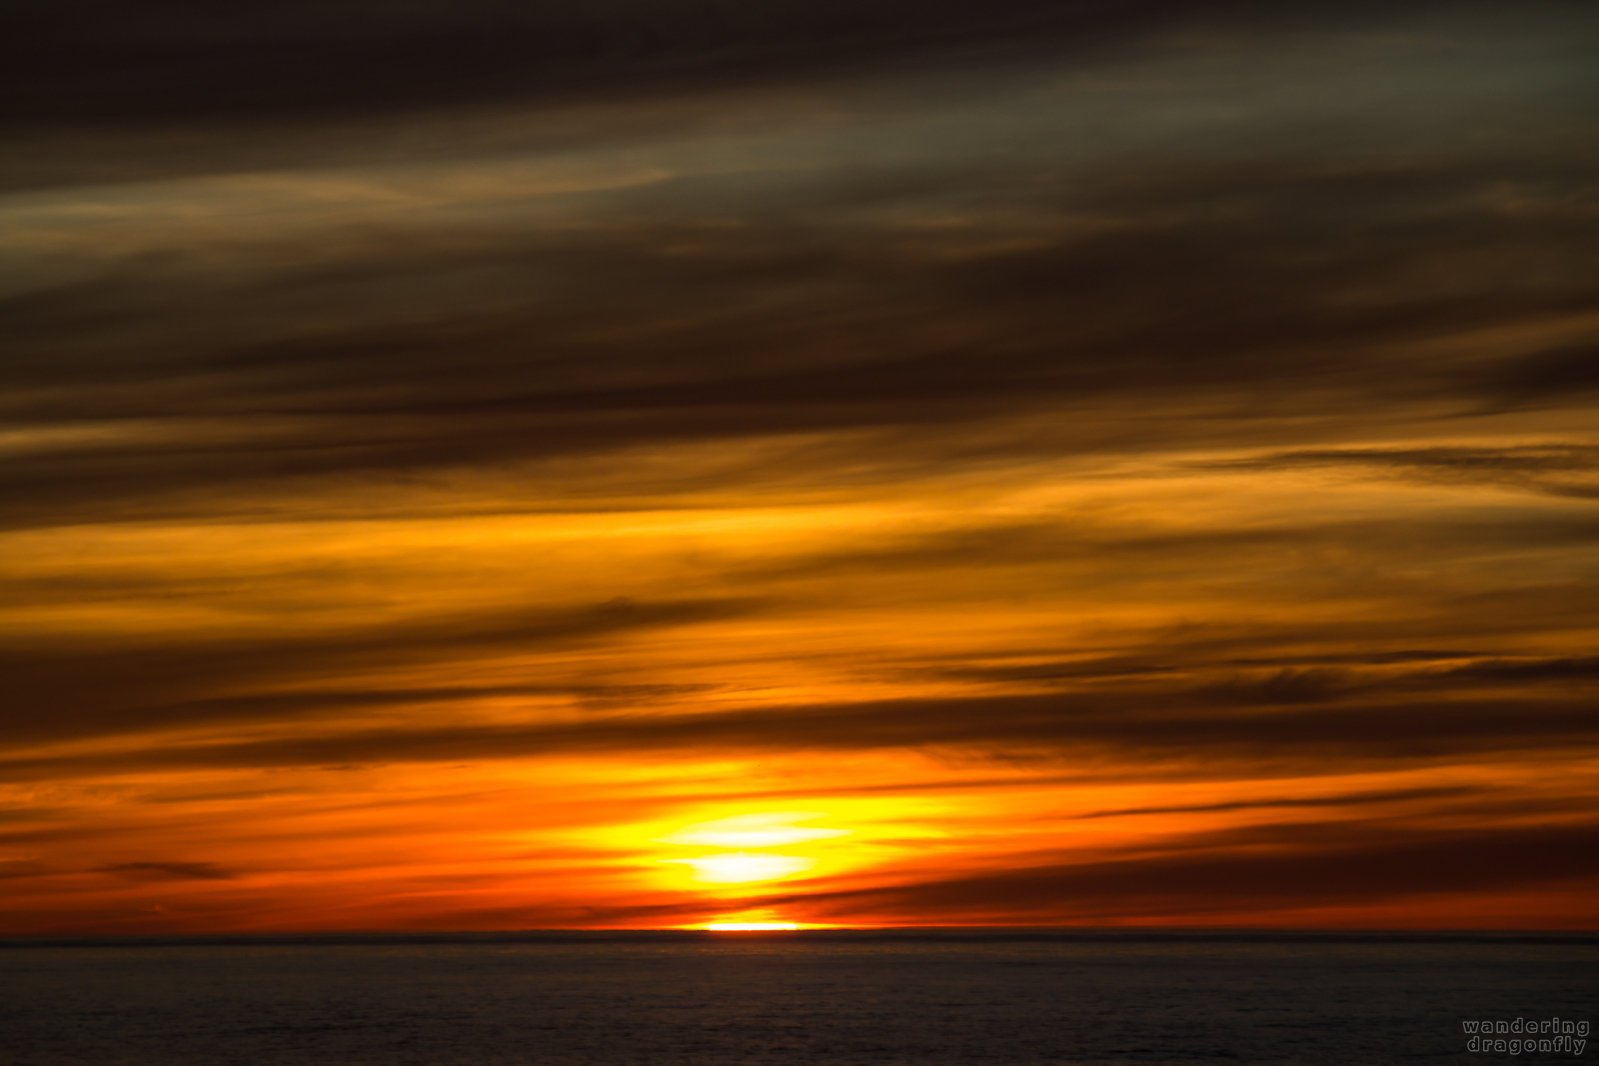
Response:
[3,0,1597,934]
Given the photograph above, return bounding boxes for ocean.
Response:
[1,931,1592,1065]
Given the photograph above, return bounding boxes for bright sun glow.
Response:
[658,812,852,849]
[703,922,801,931]
[662,851,814,883]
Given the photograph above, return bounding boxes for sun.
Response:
[652,812,852,887]
[702,922,801,931]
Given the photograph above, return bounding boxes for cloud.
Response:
[1441,656,1599,682]
[0,860,52,880]
[0,597,762,746]
[0,1,1318,130]
[1070,785,1481,820]
[1,0,1595,933]
[1487,344,1599,405]
[767,819,1599,921]
[4,12,1596,528]
[95,861,238,881]
[3,683,1594,782]
[1195,445,1599,498]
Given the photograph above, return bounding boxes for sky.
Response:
[2,0,1597,934]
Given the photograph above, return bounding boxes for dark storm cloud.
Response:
[773,819,1599,920]
[95,861,237,881]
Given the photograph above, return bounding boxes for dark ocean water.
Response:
[0,931,1591,1065]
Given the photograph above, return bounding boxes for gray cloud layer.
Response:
[7,1,1424,129]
